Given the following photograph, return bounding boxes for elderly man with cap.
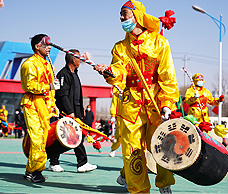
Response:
[94,0,179,193]
[185,73,224,124]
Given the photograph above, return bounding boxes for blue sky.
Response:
[1,0,228,109]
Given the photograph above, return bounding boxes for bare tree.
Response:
[179,85,190,99]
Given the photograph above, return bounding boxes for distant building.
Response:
[0,41,113,127]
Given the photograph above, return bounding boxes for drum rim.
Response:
[145,149,157,174]
[151,118,202,171]
[56,117,82,149]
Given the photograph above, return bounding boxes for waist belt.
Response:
[25,92,45,96]
[190,102,206,109]
[126,73,157,88]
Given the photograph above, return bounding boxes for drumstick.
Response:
[61,112,110,141]
[41,36,115,78]
[182,67,196,90]
[45,48,57,79]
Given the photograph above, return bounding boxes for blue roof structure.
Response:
[0,41,59,79]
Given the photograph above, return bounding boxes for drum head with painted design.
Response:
[151,118,201,171]
[56,117,82,149]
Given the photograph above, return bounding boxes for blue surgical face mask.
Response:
[87,108,91,111]
[196,80,204,87]
[121,17,136,32]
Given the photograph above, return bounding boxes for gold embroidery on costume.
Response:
[122,89,130,104]
[130,148,143,175]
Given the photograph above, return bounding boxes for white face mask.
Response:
[87,108,91,111]
[121,16,136,32]
[15,111,19,114]
[196,80,204,87]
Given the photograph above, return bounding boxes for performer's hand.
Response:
[194,91,199,99]
[110,136,117,143]
[50,78,60,90]
[110,117,116,124]
[94,64,109,75]
[51,106,59,117]
[161,107,171,123]
[69,113,75,119]
[219,95,224,102]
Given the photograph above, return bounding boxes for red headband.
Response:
[195,74,204,79]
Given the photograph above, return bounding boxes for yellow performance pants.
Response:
[111,118,121,151]
[120,109,175,193]
[23,102,50,173]
[111,138,121,151]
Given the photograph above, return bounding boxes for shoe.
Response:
[23,171,46,183]
[48,164,64,172]
[159,185,172,194]
[109,150,116,157]
[23,171,33,181]
[116,175,127,189]
[77,162,97,173]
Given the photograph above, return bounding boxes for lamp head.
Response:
[192,5,206,14]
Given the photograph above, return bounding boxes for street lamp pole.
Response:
[192,5,226,125]
[219,14,223,125]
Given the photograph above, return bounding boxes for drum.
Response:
[23,117,82,159]
[151,118,228,186]
[145,149,157,174]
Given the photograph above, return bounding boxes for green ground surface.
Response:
[0,138,227,194]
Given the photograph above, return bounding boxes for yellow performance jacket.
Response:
[20,54,56,121]
[185,85,219,123]
[0,108,8,122]
[106,30,179,125]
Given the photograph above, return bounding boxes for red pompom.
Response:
[159,10,176,30]
[219,95,224,102]
[93,141,101,150]
[169,111,182,119]
[199,122,212,133]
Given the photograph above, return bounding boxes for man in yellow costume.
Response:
[94,1,179,193]
[21,34,60,183]
[0,105,9,137]
[185,73,223,124]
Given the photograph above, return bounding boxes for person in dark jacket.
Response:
[83,105,94,127]
[14,108,23,138]
[48,49,97,173]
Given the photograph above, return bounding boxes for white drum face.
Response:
[56,117,82,149]
[151,118,201,171]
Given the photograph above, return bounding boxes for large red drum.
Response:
[23,117,82,159]
[151,118,228,186]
